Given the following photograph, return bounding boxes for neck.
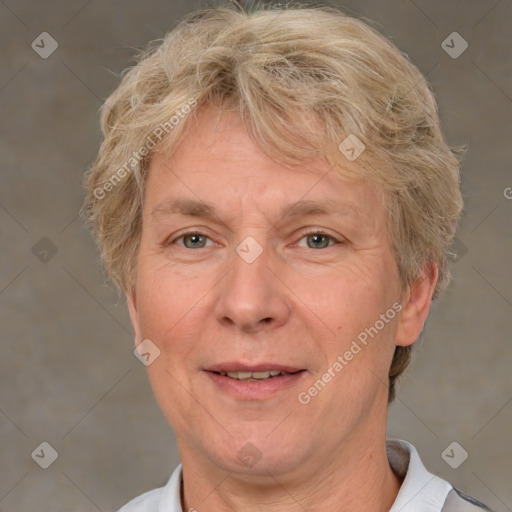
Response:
[179,430,401,512]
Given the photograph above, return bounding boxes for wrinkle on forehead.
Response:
[146,107,387,238]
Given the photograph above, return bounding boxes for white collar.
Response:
[387,439,452,511]
[119,439,453,511]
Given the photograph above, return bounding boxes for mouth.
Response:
[212,369,300,382]
[203,363,306,399]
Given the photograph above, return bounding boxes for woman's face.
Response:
[127,106,426,478]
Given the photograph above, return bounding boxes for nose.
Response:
[214,240,291,334]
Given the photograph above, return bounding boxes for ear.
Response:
[126,288,142,346]
[395,262,438,347]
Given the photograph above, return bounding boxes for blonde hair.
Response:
[83,2,463,402]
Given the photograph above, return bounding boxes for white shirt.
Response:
[118,439,491,511]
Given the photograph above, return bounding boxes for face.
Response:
[127,107,429,477]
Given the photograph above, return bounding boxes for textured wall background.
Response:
[1,0,511,511]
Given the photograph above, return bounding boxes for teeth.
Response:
[222,370,286,380]
[235,371,254,379]
[252,371,271,379]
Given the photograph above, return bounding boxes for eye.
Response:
[297,230,339,249]
[172,231,214,249]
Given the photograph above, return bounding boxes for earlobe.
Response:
[395,262,438,347]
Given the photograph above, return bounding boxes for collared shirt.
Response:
[118,439,492,511]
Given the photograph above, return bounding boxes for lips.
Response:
[203,363,306,395]
[204,362,304,381]
[205,363,304,373]
[219,370,285,381]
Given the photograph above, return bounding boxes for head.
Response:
[83,2,462,477]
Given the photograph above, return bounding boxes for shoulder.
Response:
[117,487,165,512]
[387,440,493,512]
[116,464,183,512]
[442,488,494,511]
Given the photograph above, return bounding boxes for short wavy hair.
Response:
[83,1,463,402]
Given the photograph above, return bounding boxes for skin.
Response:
[127,106,438,511]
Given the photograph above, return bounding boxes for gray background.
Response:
[1,0,511,511]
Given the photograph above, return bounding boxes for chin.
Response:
[199,428,312,477]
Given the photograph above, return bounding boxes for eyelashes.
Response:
[171,231,215,249]
[167,228,343,251]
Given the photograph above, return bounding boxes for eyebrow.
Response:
[150,198,362,222]
[152,198,215,217]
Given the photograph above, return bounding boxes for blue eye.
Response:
[169,230,340,250]
[306,233,332,249]
[175,232,212,249]
[298,231,337,249]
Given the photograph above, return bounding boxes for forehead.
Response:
[145,107,385,227]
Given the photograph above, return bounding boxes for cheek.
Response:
[136,267,206,417]
[296,260,400,383]
[293,260,393,332]
[133,272,205,380]
[135,253,210,335]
